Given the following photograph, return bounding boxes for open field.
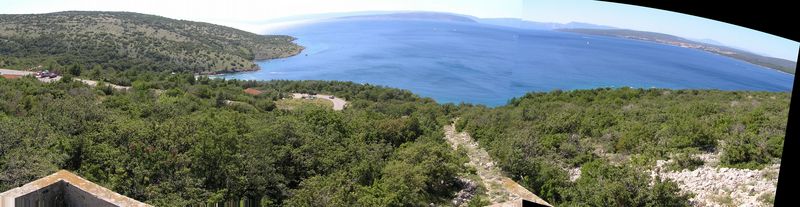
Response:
[276,98,334,110]
[290,93,347,110]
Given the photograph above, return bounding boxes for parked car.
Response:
[35,71,59,78]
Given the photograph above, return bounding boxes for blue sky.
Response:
[1,0,797,61]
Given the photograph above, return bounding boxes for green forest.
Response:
[0,74,468,206]
[0,11,303,73]
[1,71,790,206]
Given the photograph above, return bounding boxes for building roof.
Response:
[243,88,264,95]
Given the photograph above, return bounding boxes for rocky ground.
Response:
[650,153,779,207]
[451,178,478,206]
[444,119,779,207]
[568,167,581,182]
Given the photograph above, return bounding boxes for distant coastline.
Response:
[200,39,305,76]
[217,17,793,106]
[567,31,796,77]
[558,28,797,75]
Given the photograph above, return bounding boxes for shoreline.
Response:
[199,40,306,76]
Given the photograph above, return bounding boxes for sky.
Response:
[0,0,797,61]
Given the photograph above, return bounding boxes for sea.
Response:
[220,18,795,106]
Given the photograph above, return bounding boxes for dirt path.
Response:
[1,69,129,90]
[443,122,551,207]
[291,93,347,111]
[76,78,130,90]
[0,69,34,76]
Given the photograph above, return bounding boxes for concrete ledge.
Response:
[0,170,151,207]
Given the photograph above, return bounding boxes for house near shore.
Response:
[243,88,264,96]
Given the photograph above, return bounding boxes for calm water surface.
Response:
[221,19,794,106]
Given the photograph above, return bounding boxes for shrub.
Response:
[721,133,770,169]
[665,152,704,171]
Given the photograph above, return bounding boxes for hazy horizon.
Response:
[1,0,797,61]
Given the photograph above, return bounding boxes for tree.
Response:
[647,176,693,207]
[69,63,82,76]
[88,64,103,79]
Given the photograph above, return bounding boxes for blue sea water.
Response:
[221,19,795,106]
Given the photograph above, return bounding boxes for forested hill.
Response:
[0,11,303,73]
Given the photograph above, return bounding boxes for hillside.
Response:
[457,88,788,206]
[558,28,797,74]
[0,11,303,73]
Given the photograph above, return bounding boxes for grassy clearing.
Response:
[275,98,333,110]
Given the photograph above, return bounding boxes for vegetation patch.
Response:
[457,88,788,206]
[758,192,775,205]
[665,152,705,171]
[0,74,460,206]
[275,98,334,110]
[0,70,787,206]
[711,193,736,207]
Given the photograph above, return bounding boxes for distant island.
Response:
[558,28,797,74]
[477,18,616,30]
[337,11,478,23]
[0,11,304,74]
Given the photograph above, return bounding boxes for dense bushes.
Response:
[564,160,692,207]
[458,87,789,206]
[0,75,462,206]
[1,74,789,206]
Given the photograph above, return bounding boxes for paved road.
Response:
[291,93,347,111]
[1,68,129,90]
[0,68,35,76]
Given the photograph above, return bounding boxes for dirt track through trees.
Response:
[443,122,551,207]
